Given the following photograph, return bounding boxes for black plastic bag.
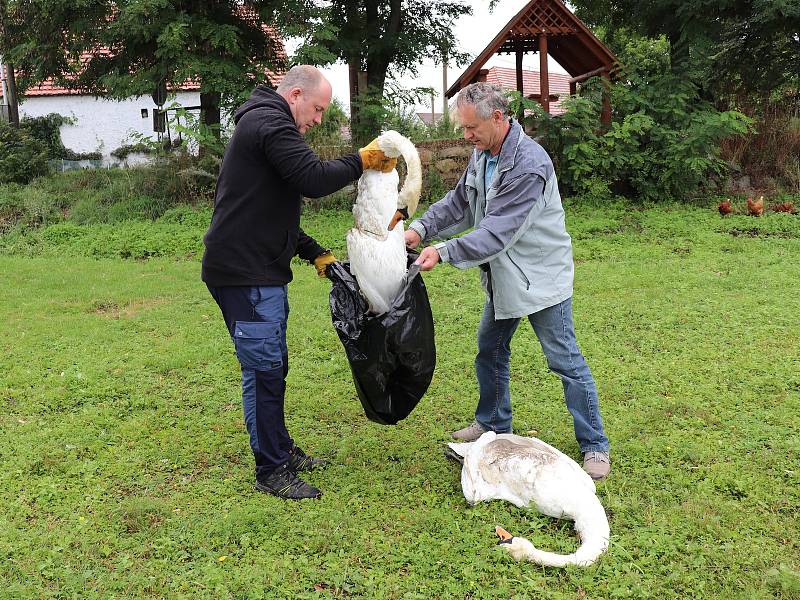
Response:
[327,253,436,424]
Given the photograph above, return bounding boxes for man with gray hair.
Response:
[405,82,611,480]
[203,65,397,499]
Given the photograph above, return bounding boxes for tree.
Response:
[289,0,471,146]
[1,0,291,152]
[569,0,800,98]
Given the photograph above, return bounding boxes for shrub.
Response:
[421,168,448,203]
[111,143,154,160]
[0,121,50,184]
[719,92,800,192]
[514,74,752,201]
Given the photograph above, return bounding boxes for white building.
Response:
[3,79,202,162]
[1,28,285,164]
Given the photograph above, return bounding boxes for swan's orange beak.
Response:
[495,526,514,544]
[387,207,409,230]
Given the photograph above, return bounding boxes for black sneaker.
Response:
[255,464,321,500]
[287,445,328,473]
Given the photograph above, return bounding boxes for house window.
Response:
[141,108,148,118]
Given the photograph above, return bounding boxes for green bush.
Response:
[516,75,752,201]
[0,121,51,184]
[512,33,753,201]
[0,155,216,231]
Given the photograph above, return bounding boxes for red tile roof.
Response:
[482,66,571,115]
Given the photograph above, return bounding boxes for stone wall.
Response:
[416,138,473,197]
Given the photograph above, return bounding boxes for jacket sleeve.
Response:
[409,165,474,242]
[296,227,326,262]
[437,171,546,268]
[258,119,363,198]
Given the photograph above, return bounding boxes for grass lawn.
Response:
[1,199,799,598]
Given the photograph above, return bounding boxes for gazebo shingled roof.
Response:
[447,0,618,123]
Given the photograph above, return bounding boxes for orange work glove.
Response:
[358,138,398,173]
[313,250,337,278]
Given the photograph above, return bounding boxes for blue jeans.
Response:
[474,297,609,453]
[207,285,293,478]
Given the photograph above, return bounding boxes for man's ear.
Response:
[288,87,302,104]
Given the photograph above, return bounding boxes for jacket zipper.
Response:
[507,254,530,290]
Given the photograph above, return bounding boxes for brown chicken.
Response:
[771,201,797,214]
[747,196,764,217]
[718,200,733,216]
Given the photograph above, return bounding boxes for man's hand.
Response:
[414,246,440,271]
[359,138,398,173]
[313,251,337,278]
[404,229,422,248]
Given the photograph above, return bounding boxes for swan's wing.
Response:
[446,441,474,458]
[493,434,595,491]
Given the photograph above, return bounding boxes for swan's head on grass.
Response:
[495,526,536,562]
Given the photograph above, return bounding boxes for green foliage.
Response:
[421,168,448,204]
[170,103,227,158]
[305,98,350,148]
[3,0,289,147]
[720,93,800,192]
[418,112,461,142]
[290,0,471,145]
[380,103,429,141]
[1,200,799,596]
[0,121,50,184]
[514,71,753,201]
[111,143,154,160]
[0,159,215,233]
[570,0,800,98]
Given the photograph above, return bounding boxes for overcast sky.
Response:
[286,0,568,114]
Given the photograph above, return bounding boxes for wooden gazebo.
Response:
[447,0,618,125]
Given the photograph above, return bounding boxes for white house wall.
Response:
[18,92,201,158]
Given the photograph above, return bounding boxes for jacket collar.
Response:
[495,119,523,174]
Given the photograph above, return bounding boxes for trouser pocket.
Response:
[233,321,284,371]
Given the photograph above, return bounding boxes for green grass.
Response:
[1,199,800,598]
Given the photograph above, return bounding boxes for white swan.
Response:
[448,431,610,567]
[346,130,422,314]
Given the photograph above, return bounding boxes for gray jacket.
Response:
[409,120,573,319]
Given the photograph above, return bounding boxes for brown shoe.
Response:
[583,451,611,480]
[451,420,489,442]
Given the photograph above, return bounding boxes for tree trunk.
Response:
[199,91,220,157]
[5,61,20,125]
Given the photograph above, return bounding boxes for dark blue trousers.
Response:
[207,285,292,479]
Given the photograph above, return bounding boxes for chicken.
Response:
[770,201,797,214]
[747,195,764,217]
[718,200,733,216]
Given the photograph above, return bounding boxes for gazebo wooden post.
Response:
[538,32,550,114]
[516,42,525,121]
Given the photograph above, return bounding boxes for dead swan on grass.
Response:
[448,431,610,567]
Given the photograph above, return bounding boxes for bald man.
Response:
[202,66,396,500]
